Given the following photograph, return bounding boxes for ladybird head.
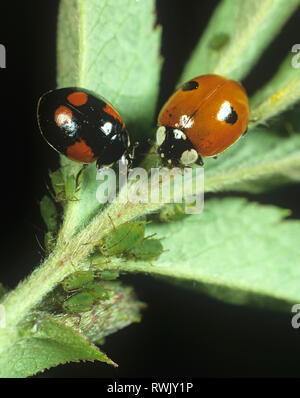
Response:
[95,128,134,170]
[156,126,202,167]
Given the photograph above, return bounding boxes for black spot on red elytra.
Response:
[182,80,199,91]
[224,106,238,124]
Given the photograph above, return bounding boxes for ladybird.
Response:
[127,238,164,262]
[156,74,250,167]
[37,87,133,169]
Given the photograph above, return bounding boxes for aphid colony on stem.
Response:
[59,219,163,315]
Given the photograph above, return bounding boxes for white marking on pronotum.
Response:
[156,126,166,146]
[180,149,198,165]
[173,129,187,140]
[217,101,232,121]
[101,121,113,135]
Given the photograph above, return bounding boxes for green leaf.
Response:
[56,0,162,235]
[0,318,116,378]
[204,127,300,193]
[102,198,300,312]
[251,53,300,125]
[40,195,58,232]
[57,0,161,140]
[181,0,300,83]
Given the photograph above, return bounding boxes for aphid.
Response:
[44,231,56,253]
[49,169,65,198]
[210,33,230,51]
[63,291,94,313]
[62,271,95,292]
[48,168,78,203]
[84,283,113,301]
[158,203,187,223]
[62,272,112,314]
[128,238,164,262]
[100,220,146,257]
[97,270,119,280]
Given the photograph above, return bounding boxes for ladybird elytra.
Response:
[156,74,250,167]
[37,87,133,169]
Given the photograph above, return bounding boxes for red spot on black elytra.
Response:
[104,103,124,126]
[66,139,96,163]
[54,106,73,126]
[67,91,88,107]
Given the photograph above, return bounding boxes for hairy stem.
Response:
[0,185,162,354]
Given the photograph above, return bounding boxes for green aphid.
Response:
[49,168,78,202]
[128,238,164,261]
[63,291,94,313]
[40,195,58,232]
[210,33,230,51]
[100,220,146,257]
[159,203,187,223]
[65,175,78,200]
[44,231,56,253]
[62,271,95,292]
[85,283,113,300]
[98,270,119,280]
[49,169,65,198]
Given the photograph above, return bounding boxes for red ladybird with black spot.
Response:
[156,74,250,167]
[37,87,132,169]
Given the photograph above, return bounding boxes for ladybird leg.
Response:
[195,155,204,166]
[75,163,88,188]
[127,141,139,170]
[242,127,248,136]
[96,158,105,170]
[212,156,218,160]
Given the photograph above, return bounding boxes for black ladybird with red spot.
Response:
[37,87,132,169]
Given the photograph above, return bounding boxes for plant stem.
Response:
[0,185,162,354]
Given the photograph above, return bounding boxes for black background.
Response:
[0,0,300,378]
